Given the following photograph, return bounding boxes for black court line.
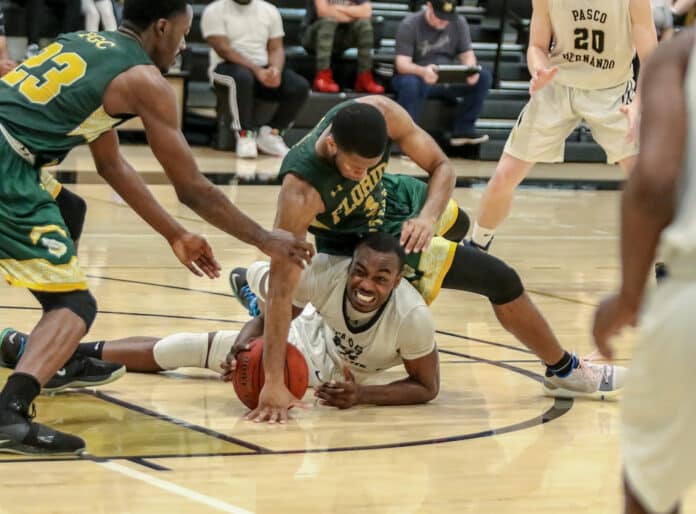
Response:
[443,358,631,365]
[127,457,172,471]
[86,274,235,299]
[0,303,532,356]
[0,304,244,325]
[83,389,270,454]
[0,343,574,465]
[436,329,534,355]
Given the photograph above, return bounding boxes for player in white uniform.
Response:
[469,0,658,251]
[593,31,695,514]
[0,233,441,410]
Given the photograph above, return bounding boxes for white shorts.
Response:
[622,280,696,513]
[504,80,638,164]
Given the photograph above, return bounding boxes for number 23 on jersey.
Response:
[2,42,87,105]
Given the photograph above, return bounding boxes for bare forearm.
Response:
[0,38,9,61]
[179,180,267,249]
[421,162,456,222]
[459,52,477,66]
[619,170,675,306]
[262,262,299,382]
[396,58,427,78]
[357,378,437,405]
[237,314,265,346]
[336,4,371,18]
[99,163,186,243]
[268,47,285,71]
[527,46,550,74]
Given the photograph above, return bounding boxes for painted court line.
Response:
[97,460,255,514]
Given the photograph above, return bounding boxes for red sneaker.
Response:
[354,70,384,94]
[313,69,340,93]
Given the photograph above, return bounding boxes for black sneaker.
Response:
[0,328,28,368]
[0,400,85,455]
[44,354,126,394]
[229,267,260,317]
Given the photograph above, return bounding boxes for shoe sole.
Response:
[0,443,85,456]
[449,136,490,146]
[542,383,621,401]
[42,365,127,395]
[0,327,15,367]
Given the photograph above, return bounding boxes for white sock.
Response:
[472,222,495,247]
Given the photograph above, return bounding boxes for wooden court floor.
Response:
[0,174,692,513]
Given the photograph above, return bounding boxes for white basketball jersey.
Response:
[659,39,696,277]
[547,0,635,89]
[247,255,435,384]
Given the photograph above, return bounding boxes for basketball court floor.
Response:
[0,149,691,513]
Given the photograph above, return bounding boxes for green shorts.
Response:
[0,135,86,292]
[314,173,460,304]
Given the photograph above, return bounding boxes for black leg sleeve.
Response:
[441,244,524,305]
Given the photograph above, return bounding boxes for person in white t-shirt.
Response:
[201,0,310,158]
[24,233,439,410]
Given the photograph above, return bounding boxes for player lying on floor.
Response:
[1,232,441,410]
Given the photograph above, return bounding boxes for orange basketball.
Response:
[232,337,309,410]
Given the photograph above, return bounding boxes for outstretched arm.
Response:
[102,65,313,267]
[593,31,692,358]
[248,174,324,423]
[361,96,456,253]
[89,130,220,278]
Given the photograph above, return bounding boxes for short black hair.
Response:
[355,232,406,269]
[123,0,189,31]
[331,103,387,158]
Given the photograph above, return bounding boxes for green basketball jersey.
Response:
[279,100,392,255]
[0,31,152,167]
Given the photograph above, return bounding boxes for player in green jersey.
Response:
[0,0,312,455]
[247,96,625,423]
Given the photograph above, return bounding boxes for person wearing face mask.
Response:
[201,0,310,158]
[392,0,491,146]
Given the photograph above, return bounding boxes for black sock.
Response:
[75,341,105,359]
[0,373,40,411]
[545,351,578,378]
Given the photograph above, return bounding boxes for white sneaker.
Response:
[236,131,257,159]
[543,356,627,400]
[255,126,289,157]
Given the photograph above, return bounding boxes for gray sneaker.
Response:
[543,357,626,400]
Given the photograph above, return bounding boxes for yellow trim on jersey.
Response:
[68,105,121,142]
[0,256,87,292]
[40,169,63,199]
[434,199,460,237]
[414,237,457,305]
[310,219,332,230]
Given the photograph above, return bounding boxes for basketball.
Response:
[232,337,309,410]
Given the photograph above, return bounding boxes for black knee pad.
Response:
[55,187,87,242]
[30,290,98,331]
[442,208,471,243]
[487,261,524,305]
